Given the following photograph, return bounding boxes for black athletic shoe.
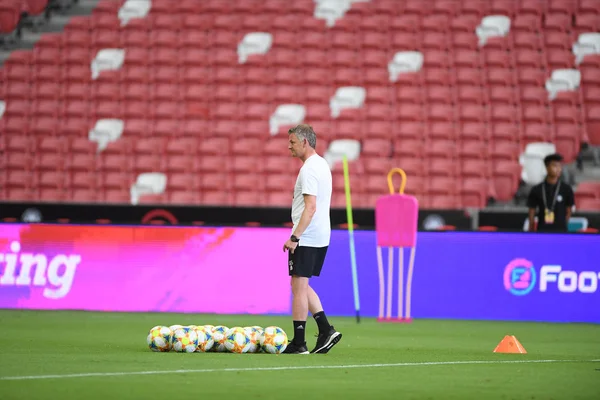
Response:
[282,342,309,354]
[310,326,342,354]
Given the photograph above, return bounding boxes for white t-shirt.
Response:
[291,154,332,247]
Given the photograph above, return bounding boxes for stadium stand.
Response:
[1,0,600,210]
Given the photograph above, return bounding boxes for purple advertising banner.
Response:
[0,224,598,323]
[317,230,600,323]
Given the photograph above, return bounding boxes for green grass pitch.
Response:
[0,310,599,399]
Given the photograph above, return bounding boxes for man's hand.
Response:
[283,239,298,254]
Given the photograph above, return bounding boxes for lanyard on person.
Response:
[541,180,561,225]
[542,181,561,211]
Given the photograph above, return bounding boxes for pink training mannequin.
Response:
[374,168,419,323]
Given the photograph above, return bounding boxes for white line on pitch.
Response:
[1,359,599,381]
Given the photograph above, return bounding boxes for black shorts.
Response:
[288,245,328,278]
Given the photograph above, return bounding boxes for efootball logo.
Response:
[504,258,600,295]
[504,259,537,296]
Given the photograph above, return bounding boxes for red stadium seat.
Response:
[0,0,596,211]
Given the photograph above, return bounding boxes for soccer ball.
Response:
[260,326,288,354]
[251,325,263,332]
[172,327,199,353]
[225,327,251,354]
[212,325,229,352]
[195,326,214,352]
[252,326,265,352]
[147,325,173,352]
[244,326,261,353]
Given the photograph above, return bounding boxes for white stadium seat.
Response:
[88,119,125,152]
[476,15,511,47]
[545,69,581,101]
[130,173,167,205]
[269,104,306,135]
[330,86,367,118]
[388,51,423,82]
[573,32,600,65]
[314,0,352,28]
[238,32,273,64]
[519,142,557,185]
[324,139,361,170]
[118,0,152,27]
[91,49,126,80]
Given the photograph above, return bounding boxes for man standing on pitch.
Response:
[282,124,342,355]
[527,153,575,233]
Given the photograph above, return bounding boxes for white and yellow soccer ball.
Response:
[211,325,229,352]
[194,325,214,352]
[147,325,173,352]
[172,326,199,353]
[251,325,263,333]
[252,326,265,352]
[259,326,288,354]
[225,327,251,354]
[244,326,261,353]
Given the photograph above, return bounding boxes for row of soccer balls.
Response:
[147,324,289,354]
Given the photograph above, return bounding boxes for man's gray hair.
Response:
[288,124,317,148]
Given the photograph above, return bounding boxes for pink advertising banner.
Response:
[4,224,598,323]
[0,224,292,314]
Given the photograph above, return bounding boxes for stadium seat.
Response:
[0,0,597,209]
[576,198,600,211]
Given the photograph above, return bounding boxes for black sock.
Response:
[313,311,331,334]
[293,321,306,345]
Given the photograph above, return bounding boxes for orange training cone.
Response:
[493,335,527,354]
